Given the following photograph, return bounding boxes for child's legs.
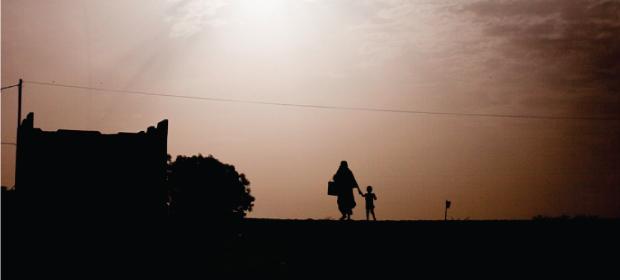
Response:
[370,208,376,220]
[365,208,370,220]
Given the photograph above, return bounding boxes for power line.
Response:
[24,80,620,121]
[1,84,19,91]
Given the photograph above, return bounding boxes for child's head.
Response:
[367,186,373,193]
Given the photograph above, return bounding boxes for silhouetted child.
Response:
[358,186,377,221]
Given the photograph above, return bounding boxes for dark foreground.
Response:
[4,218,619,278]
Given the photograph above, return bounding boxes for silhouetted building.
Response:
[16,112,168,222]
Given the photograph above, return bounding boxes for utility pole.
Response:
[18,79,23,129]
[0,79,23,189]
[15,79,23,189]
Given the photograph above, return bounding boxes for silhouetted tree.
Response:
[167,154,255,220]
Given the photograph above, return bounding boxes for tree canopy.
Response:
[167,154,254,220]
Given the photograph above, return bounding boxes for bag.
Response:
[328,181,338,196]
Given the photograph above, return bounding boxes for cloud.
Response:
[166,0,229,38]
[347,1,469,71]
[459,0,620,94]
[457,1,620,200]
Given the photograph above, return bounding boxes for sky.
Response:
[2,0,619,220]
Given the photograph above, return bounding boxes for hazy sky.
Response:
[2,0,619,219]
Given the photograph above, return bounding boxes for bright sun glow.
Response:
[227,0,305,53]
[238,0,286,22]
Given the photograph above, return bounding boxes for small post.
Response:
[17,79,23,128]
[445,200,451,221]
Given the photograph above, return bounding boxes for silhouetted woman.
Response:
[333,161,361,220]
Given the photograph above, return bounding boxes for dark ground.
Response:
[228,218,620,277]
[4,216,619,278]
